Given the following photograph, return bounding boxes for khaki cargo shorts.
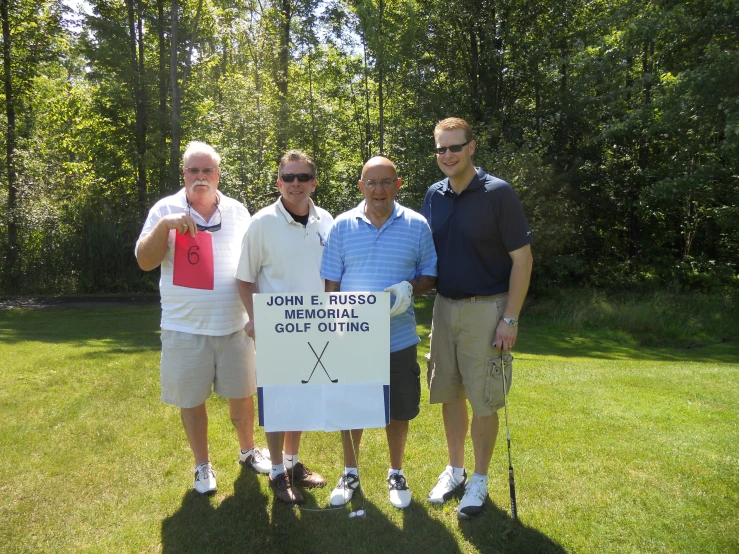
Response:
[160,329,256,408]
[427,293,513,416]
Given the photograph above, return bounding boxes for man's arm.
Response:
[136,214,197,271]
[408,275,436,296]
[324,280,340,293]
[494,244,533,352]
[237,280,258,339]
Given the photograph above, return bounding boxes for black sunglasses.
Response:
[187,203,221,232]
[280,173,314,183]
[434,141,470,155]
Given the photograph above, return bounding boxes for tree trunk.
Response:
[377,0,384,155]
[169,0,203,188]
[1,0,19,291]
[276,0,291,155]
[157,0,169,197]
[125,0,148,218]
[169,0,180,189]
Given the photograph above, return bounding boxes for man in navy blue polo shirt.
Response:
[421,117,533,518]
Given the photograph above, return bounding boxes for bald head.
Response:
[361,156,397,180]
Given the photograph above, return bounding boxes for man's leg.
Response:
[471,411,499,475]
[341,429,363,467]
[284,431,301,457]
[266,431,285,466]
[386,419,409,470]
[181,403,209,466]
[228,396,256,451]
[442,399,468,468]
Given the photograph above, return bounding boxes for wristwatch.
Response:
[502,317,518,327]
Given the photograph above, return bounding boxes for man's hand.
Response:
[245,320,255,340]
[384,281,413,317]
[162,213,197,237]
[493,319,518,352]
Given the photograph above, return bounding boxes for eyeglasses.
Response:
[361,178,398,189]
[185,167,217,176]
[187,203,221,232]
[434,141,470,155]
[280,173,314,183]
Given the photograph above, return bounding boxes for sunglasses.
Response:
[280,173,314,183]
[187,203,222,232]
[434,141,470,155]
[185,167,217,176]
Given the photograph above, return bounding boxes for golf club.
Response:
[501,353,518,520]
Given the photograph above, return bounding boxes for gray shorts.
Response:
[390,344,421,421]
[160,329,257,408]
[427,294,513,416]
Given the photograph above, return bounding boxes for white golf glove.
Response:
[384,280,413,317]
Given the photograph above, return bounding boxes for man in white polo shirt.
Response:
[236,150,332,504]
[136,141,270,495]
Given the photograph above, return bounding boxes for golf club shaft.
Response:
[501,354,518,520]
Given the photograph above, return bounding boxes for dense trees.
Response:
[0,0,736,294]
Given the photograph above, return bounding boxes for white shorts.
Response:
[160,329,257,408]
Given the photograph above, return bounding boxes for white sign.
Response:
[254,292,390,432]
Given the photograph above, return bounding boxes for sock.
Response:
[344,467,358,476]
[240,446,255,455]
[388,468,403,478]
[283,452,298,469]
[270,464,285,479]
[471,472,489,484]
[452,466,465,477]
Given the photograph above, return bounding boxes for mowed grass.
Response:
[0,293,737,553]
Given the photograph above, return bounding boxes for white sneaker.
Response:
[388,473,412,509]
[239,447,271,474]
[457,474,488,518]
[329,472,361,506]
[427,466,467,504]
[194,462,217,495]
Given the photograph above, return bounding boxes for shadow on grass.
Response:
[456,497,566,554]
[161,468,565,553]
[0,306,161,351]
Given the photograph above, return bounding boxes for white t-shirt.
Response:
[136,188,251,335]
[235,198,333,294]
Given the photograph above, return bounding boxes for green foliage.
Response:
[1,0,737,294]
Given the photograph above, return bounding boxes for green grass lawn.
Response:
[1,295,737,553]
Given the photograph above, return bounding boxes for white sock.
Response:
[344,467,358,476]
[451,466,465,477]
[283,452,298,469]
[240,446,255,455]
[388,468,403,478]
[270,464,285,479]
[471,472,488,484]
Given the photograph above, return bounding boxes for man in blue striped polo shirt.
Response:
[321,156,437,509]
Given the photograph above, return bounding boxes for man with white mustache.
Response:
[136,141,270,495]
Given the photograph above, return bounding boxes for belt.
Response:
[442,292,508,303]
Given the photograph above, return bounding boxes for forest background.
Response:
[1,0,737,295]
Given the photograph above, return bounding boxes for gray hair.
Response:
[183,141,221,167]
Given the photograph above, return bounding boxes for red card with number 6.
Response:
[173,231,214,290]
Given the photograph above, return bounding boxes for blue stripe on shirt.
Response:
[321,201,437,352]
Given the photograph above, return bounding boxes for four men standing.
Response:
[139,118,532,519]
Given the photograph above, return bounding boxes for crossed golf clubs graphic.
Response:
[301,341,338,384]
